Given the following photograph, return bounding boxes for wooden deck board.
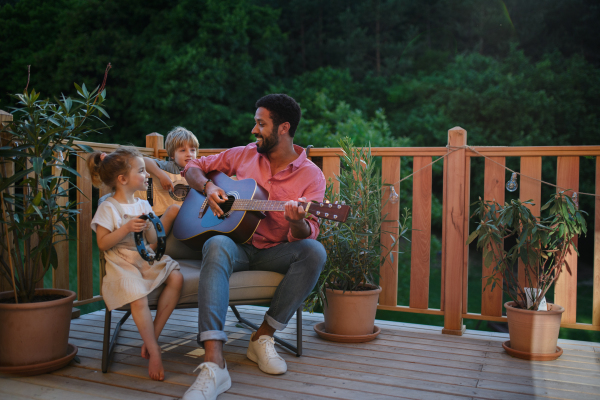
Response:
[3,306,600,400]
[74,309,600,379]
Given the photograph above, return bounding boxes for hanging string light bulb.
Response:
[11,140,20,159]
[389,186,399,204]
[572,192,579,208]
[506,172,518,192]
[56,151,64,173]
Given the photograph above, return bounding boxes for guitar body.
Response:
[135,171,189,216]
[173,171,269,250]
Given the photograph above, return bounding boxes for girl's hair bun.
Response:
[86,147,143,190]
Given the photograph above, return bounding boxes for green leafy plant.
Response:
[305,137,410,312]
[0,83,109,303]
[467,192,587,310]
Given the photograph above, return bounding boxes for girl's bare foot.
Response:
[141,343,150,359]
[148,351,164,381]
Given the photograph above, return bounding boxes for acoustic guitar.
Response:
[173,171,350,249]
[134,171,189,216]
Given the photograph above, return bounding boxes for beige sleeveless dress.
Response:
[91,197,180,311]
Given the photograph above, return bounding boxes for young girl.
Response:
[88,147,183,381]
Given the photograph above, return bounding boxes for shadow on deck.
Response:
[1,305,600,399]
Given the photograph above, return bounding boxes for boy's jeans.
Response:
[197,235,327,344]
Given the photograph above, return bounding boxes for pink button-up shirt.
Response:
[182,143,326,249]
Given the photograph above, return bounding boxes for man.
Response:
[181,94,327,400]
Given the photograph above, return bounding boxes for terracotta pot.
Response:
[323,284,381,336]
[504,301,564,355]
[0,289,76,368]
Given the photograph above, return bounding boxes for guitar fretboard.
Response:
[201,199,306,212]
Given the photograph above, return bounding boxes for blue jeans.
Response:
[197,235,327,344]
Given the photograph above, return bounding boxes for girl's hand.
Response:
[124,217,147,233]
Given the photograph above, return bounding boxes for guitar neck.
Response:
[199,197,350,222]
[231,199,305,212]
[200,198,304,212]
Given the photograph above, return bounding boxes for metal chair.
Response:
[100,234,302,373]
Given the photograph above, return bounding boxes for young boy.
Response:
[144,126,198,193]
[143,126,198,238]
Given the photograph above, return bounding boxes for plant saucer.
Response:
[502,341,563,361]
[0,343,78,376]
[314,322,380,343]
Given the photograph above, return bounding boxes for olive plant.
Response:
[0,83,109,303]
[467,192,587,310]
[305,137,410,312]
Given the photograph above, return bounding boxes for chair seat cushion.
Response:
[118,259,284,310]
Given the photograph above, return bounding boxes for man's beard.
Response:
[256,125,279,154]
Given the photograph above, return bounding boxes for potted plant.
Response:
[0,81,109,375]
[307,137,410,342]
[467,191,587,360]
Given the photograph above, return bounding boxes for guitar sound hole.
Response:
[219,195,236,217]
[173,184,189,197]
[169,184,190,201]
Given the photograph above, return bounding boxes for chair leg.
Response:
[230,305,302,357]
[295,306,302,357]
[101,309,131,373]
[101,308,112,373]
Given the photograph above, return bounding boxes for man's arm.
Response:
[185,167,228,217]
[286,172,326,241]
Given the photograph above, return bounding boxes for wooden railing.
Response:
[1,119,599,335]
[194,128,600,334]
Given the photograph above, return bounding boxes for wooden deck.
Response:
[1,306,600,400]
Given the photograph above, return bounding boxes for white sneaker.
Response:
[182,361,231,400]
[246,332,287,375]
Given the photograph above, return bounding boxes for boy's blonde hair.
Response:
[165,127,199,159]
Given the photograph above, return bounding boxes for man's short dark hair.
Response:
[255,94,301,137]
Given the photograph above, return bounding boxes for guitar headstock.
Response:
[305,201,350,223]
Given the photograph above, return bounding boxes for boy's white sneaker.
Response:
[182,361,231,400]
[246,332,287,375]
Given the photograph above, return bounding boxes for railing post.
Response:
[555,157,579,324]
[77,155,94,300]
[594,157,600,327]
[442,127,467,335]
[0,110,14,293]
[146,132,164,158]
[380,156,401,307]
[52,161,70,290]
[322,156,340,194]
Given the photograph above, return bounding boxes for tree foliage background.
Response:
[1,0,599,336]
[1,0,598,149]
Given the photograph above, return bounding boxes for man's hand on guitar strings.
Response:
[206,183,228,217]
[284,197,307,223]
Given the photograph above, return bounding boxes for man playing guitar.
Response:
[181,94,327,400]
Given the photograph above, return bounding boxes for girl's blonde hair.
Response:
[87,146,143,190]
[165,127,199,159]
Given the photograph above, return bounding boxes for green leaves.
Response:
[41,245,59,271]
[484,249,494,268]
[467,191,587,308]
[0,83,109,303]
[309,137,410,297]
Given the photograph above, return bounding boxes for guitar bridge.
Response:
[147,178,153,206]
[199,199,208,218]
